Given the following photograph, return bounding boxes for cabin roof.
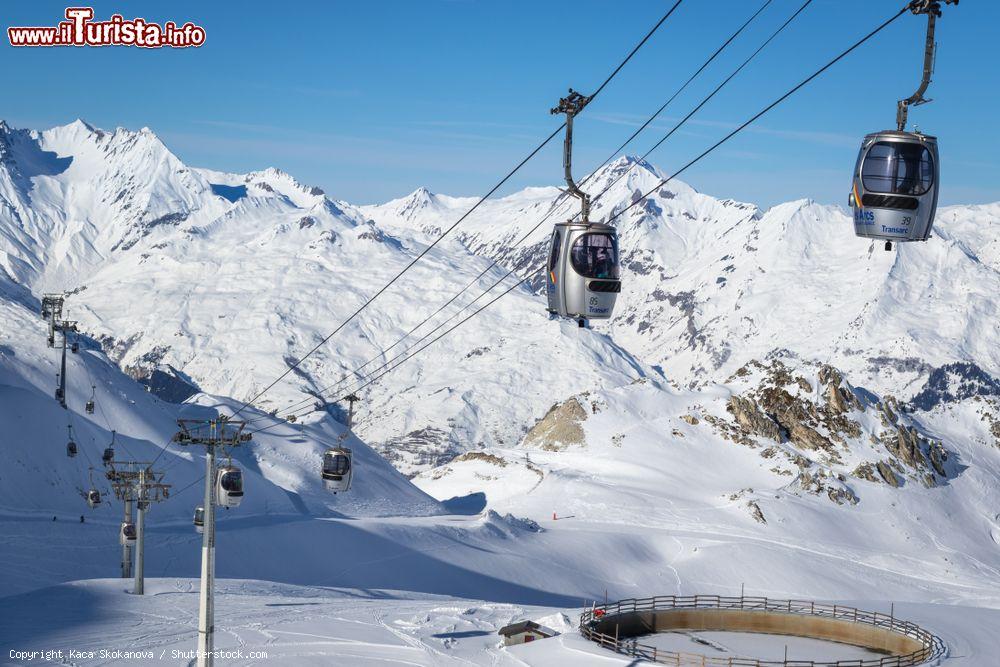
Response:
[497,620,556,637]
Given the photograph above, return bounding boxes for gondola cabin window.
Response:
[862,142,934,196]
[570,232,619,279]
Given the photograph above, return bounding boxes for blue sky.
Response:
[3,0,996,207]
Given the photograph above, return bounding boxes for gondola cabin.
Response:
[322,447,353,494]
[851,130,939,248]
[546,221,621,325]
[193,506,204,533]
[86,400,95,414]
[120,521,136,545]
[71,342,79,354]
[216,466,244,508]
[86,489,101,508]
[66,440,77,457]
[102,447,114,466]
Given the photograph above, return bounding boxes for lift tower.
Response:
[53,318,78,409]
[173,416,251,667]
[107,460,170,591]
[40,293,64,348]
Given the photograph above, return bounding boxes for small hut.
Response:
[498,620,557,646]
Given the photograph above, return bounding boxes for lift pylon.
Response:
[173,416,251,667]
[106,460,171,592]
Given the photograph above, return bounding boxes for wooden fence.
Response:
[578,595,946,666]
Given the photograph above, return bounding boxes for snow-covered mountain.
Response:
[2,119,998,476]
[0,120,643,473]
[365,155,1000,400]
[2,119,1000,663]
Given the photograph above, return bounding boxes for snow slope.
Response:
[4,579,998,666]
[0,120,645,473]
[2,119,999,664]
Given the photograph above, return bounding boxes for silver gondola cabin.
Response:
[322,448,353,494]
[193,506,204,533]
[120,521,137,545]
[86,489,101,508]
[850,0,955,250]
[216,465,244,508]
[546,89,620,326]
[321,394,359,494]
[851,131,939,247]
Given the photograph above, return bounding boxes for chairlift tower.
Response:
[107,460,171,592]
[173,416,251,667]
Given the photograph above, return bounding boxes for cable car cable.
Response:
[589,0,815,209]
[228,0,687,420]
[259,0,815,424]
[249,0,791,425]
[593,0,774,178]
[603,3,913,228]
[247,266,539,438]
[79,351,136,461]
[251,2,913,434]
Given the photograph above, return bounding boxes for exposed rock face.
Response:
[746,500,766,524]
[852,462,879,483]
[523,397,588,451]
[724,360,862,464]
[982,400,1000,448]
[876,461,901,488]
[726,396,782,442]
[452,452,508,467]
[713,356,955,503]
[377,426,454,472]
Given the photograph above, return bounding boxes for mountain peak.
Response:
[609,154,656,172]
[70,118,98,133]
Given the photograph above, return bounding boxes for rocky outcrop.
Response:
[747,501,766,524]
[876,461,901,488]
[726,396,782,442]
[523,397,588,451]
[714,357,954,502]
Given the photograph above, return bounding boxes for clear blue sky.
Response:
[3,0,996,207]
